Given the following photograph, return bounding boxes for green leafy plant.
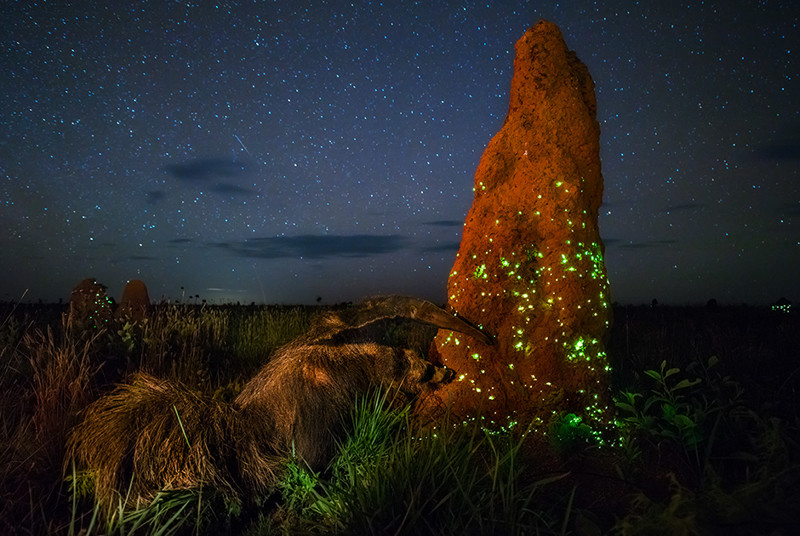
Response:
[613,358,728,472]
[616,356,748,472]
[116,320,142,355]
[615,360,702,443]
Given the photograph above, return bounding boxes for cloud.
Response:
[780,201,800,217]
[421,240,461,252]
[602,237,677,249]
[168,238,193,244]
[754,124,800,160]
[145,190,166,204]
[616,239,677,249]
[601,238,623,247]
[164,158,249,182]
[663,203,702,213]
[421,220,463,227]
[755,140,800,160]
[217,234,411,260]
[209,183,260,196]
[162,157,259,197]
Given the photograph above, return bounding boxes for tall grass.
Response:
[1,316,100,534]
[67,477,211,536]
[118,304,315,387]
[273,390,572,535]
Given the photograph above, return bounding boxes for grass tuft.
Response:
[275,389,571,535]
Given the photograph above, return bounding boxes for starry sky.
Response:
[2,1,798,306]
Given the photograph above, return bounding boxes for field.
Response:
[1,301,798,535]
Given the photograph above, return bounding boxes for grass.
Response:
[0,301,798,534]
[271,389,573,535]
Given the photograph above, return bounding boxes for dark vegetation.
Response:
[65,296,486,517]
[0,301,798,534]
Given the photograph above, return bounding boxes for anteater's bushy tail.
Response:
[66,373,281,512]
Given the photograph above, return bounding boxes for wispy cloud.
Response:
[754,124,800,160]
[164,158,249,182]
[616,239,677,249]
[755,139,800,160]
[421,220,463,227]
[780,201,800,217]
[603,238,677,249]
[163,157,259,197]
[145,190,166,204]
[421,241,461,252]
[216,234,411,260]
[209,183,259,196]
[663,203,702,213]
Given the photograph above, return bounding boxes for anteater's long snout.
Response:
[414,300,493,346]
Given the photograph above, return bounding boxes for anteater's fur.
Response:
[66,296,491,511]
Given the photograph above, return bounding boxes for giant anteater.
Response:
[67,295,491,510]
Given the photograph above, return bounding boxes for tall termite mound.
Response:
[421,21,613,436]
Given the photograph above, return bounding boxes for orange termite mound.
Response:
[419,21,613,435]
[119,279,151,321]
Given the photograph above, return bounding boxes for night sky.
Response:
[2,1,798,306]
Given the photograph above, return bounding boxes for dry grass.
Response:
[1,317,99,533]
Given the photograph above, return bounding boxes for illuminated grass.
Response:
[276,389,571,535]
